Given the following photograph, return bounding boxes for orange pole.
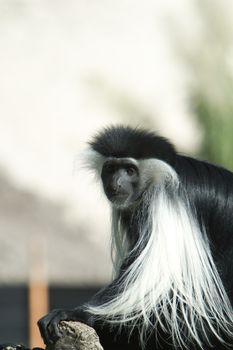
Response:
[28,237,49,348]
[29,282,49,348]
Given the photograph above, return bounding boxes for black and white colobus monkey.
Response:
[38,126,233,350]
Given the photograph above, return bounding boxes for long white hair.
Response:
[86,156,233,349]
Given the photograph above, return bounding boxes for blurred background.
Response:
[0,0,233,347]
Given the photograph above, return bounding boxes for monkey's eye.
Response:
[126,167,136,176]
[104,163,114,173]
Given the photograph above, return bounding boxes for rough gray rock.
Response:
[46,321,103,350]
[0,321,104,350]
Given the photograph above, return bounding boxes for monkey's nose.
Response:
[109,185,120,195]
[106,182,124,198]
[109,179,122,192]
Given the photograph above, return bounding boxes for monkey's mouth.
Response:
[108,192,129,204]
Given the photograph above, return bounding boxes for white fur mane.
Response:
[86,155,233,349]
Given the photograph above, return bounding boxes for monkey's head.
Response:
[88,125,176,208]
[101,157,140,207]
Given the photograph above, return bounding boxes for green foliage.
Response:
[186,0,233,171]
[193,81,233,171]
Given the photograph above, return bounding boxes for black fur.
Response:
[89,125,176,164]
[175,156,233,302]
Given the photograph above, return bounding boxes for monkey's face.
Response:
[101,159,140,208]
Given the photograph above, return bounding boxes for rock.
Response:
[45,321,103,350]
[0,321,103,350]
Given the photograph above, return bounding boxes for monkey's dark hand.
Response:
[37,307,87,345]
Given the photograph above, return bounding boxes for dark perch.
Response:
[46,321,103,350]
[0,321,103,350]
